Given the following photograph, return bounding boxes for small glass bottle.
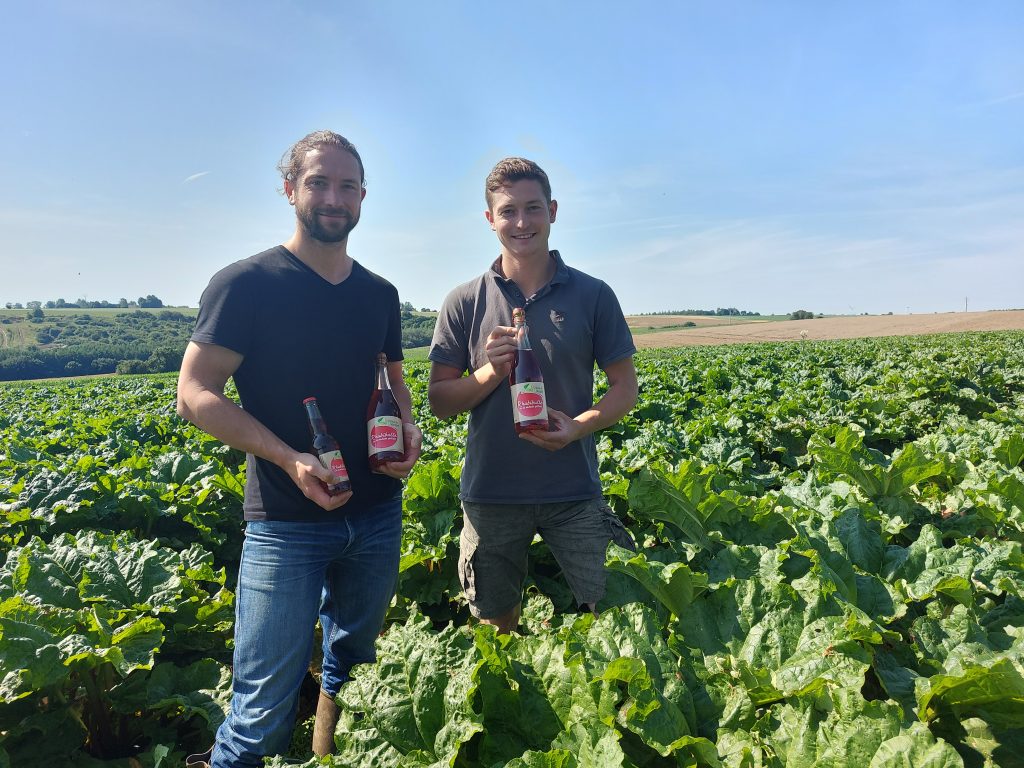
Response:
[302,397,351,494]
[509,307,549,433]
[367,353,406,470]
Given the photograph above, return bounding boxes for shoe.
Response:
[311,690,341,757]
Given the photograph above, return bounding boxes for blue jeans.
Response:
[210,497,402,768]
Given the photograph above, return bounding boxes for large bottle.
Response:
[509,307,549,433]
[302,397,351,494]
[367,353,406,470]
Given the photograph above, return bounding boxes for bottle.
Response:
[302,397,351,494]
[509,307,549,433]
[367,353,405,470]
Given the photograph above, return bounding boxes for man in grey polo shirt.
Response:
[428,157,638,633]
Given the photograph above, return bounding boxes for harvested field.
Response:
[626,315,772,329]
[632,310,1024,348]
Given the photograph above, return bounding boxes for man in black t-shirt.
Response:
[177,131,421,768]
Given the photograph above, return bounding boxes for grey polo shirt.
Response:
[429,251,636,503]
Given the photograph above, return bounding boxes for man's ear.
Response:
[484,209,496,230]
[284,179,296,205]
[549,199,558,223]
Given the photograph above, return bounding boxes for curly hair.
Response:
[277,130,365,188]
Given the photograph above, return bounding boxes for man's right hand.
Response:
[484,325,518,378]
[288,452,353,511]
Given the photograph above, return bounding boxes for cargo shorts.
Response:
[458,498,635,619]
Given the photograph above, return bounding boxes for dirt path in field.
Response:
[633,310,1024,348]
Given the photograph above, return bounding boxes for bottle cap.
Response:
[512,307,525,323]
[376,352,388,365]
[302,397,317,405]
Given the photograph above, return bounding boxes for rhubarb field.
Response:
[2,332,1024,767]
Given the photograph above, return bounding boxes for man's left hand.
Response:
[518,408,582,451]
[376,423,424,478]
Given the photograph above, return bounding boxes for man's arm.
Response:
[176,340,350,510]
[428,326,518,419]
[519,356,638,452]
[428,362,504,419]
[375,360,423,479]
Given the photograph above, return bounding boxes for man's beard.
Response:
[297,205,359,244]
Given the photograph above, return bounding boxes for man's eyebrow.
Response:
[502,199,544,208]
[304,172,360,183]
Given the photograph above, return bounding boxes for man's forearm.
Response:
[393,381,414,425]
[178,386,298,469]
[429,364,505,419]
[570,379,638,438]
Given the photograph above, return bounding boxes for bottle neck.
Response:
[304,402,329,436]
[514,321,532,350]
[376,362,392,390]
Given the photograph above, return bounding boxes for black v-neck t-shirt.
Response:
[192,246,403,520]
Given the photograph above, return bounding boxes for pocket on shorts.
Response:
[458,541,478,603]
[600,503,636,552]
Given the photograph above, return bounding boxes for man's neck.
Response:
[282,230,354,285]
[500,249,555,299]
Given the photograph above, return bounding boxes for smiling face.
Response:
[485,179,557,260]
[284,145,366,244]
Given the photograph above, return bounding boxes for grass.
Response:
[403,346,431,362]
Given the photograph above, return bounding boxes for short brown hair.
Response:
[485,157,552,208]
[278,130,365,188]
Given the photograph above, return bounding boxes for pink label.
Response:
[370,425,399,448]
[368,416,403,456]
[517,392,545,417]
[319,450,349,481]
[510,382,547,424]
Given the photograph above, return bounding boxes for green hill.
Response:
[0,307,438,382]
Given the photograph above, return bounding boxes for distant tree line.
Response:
[4,295,166,310]
[0,343,185,380]
[635,308,761,317]
[0,311,192,381]
[0,304,436,382]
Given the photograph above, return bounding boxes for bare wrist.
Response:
[482,362,506,383]
[271,445,303,473]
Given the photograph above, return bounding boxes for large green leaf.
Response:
[626,467,711,547]
[109,658,231,730]
[771,615,877,697]
[605,544,707,618]
[918,657,1024,731]
[341,613,482,764]
[769,692,903,768]
[833,508,885,575]
[995,432,1024,469]
[867,722,964,767]
[883,443,945,497]
[891,526,977,606]
[0,702,89,766]
[809,427,884,498]
[0,617,69,701]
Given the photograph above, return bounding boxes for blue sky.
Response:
[2,1,1022,315]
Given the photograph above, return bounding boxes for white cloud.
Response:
[183,171,211,184]
[972,91,1024,108]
